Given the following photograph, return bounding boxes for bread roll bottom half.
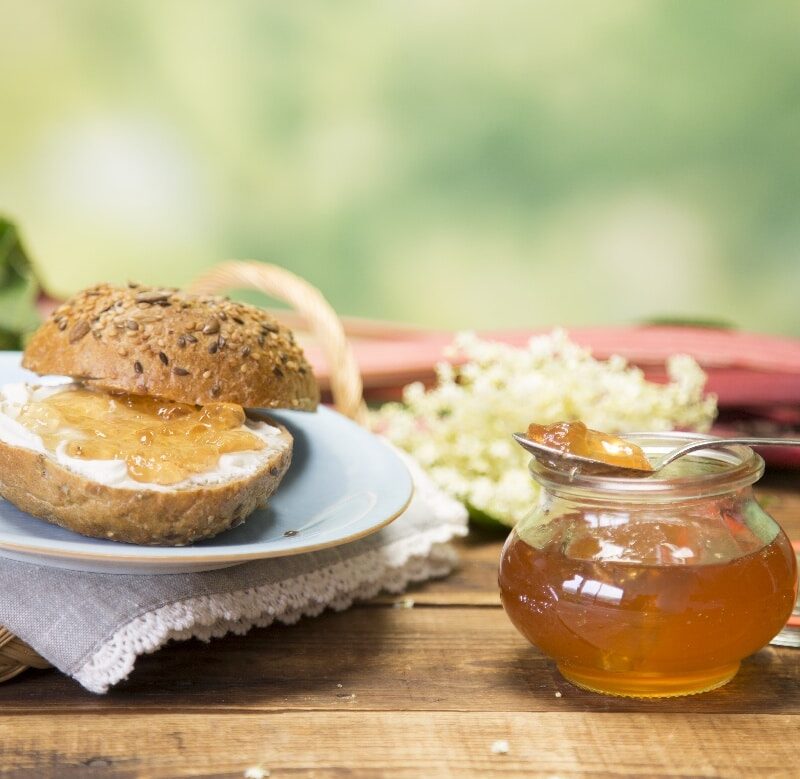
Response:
[0,382,293,546]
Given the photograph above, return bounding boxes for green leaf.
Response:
[0,217,41,347]
[466,502,513,534]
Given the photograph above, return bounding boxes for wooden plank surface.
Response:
[0,471,798,777]
[0,607,800,724]
[1,607,798,716]
[2,712,799,779]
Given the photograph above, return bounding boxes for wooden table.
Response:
[1,473,798,778]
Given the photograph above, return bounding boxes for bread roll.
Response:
[0,416,293,546]
[0,282,318,546]
[23,283,319,410]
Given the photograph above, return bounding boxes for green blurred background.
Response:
[1,1,798,334]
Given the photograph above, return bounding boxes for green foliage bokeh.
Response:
[0,1,797,334]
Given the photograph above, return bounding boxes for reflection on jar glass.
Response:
[498,433,798,698]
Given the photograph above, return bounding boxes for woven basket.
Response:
[0,261,365,683]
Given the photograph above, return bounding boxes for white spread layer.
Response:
[0,382,287,492]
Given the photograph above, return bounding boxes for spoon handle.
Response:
[660,437,800,469]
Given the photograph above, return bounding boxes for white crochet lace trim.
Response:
[73,520,467,693]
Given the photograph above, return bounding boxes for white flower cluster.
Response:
[372,330,717,527]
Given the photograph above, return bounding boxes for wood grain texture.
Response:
[1,607,798,715]
[1,712,798,778]
[0,470,797,776]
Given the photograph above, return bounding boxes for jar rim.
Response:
[528,431,765,499]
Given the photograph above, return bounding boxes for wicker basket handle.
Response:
[189,260,366,422]
[0,260,366,683]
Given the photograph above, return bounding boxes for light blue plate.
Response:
[0,352,412,574]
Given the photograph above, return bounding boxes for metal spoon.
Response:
[513,433,800,477]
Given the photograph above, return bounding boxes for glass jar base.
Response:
[556,661,740,698]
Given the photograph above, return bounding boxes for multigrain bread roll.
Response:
[23,282,319,410]
[0,283,319,546]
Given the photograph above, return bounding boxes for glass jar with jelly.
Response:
[499,432,798,697]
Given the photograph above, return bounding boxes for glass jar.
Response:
[498,432,798,698]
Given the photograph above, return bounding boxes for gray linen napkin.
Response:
[0,457,468,693]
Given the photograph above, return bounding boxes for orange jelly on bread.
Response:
[16,387,265,486]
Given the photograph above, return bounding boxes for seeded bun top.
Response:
[22,283,319,410]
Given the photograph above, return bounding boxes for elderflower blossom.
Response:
[372,330,717,527]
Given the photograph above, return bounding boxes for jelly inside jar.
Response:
[16,387,265,485]
[499,506,798,697]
